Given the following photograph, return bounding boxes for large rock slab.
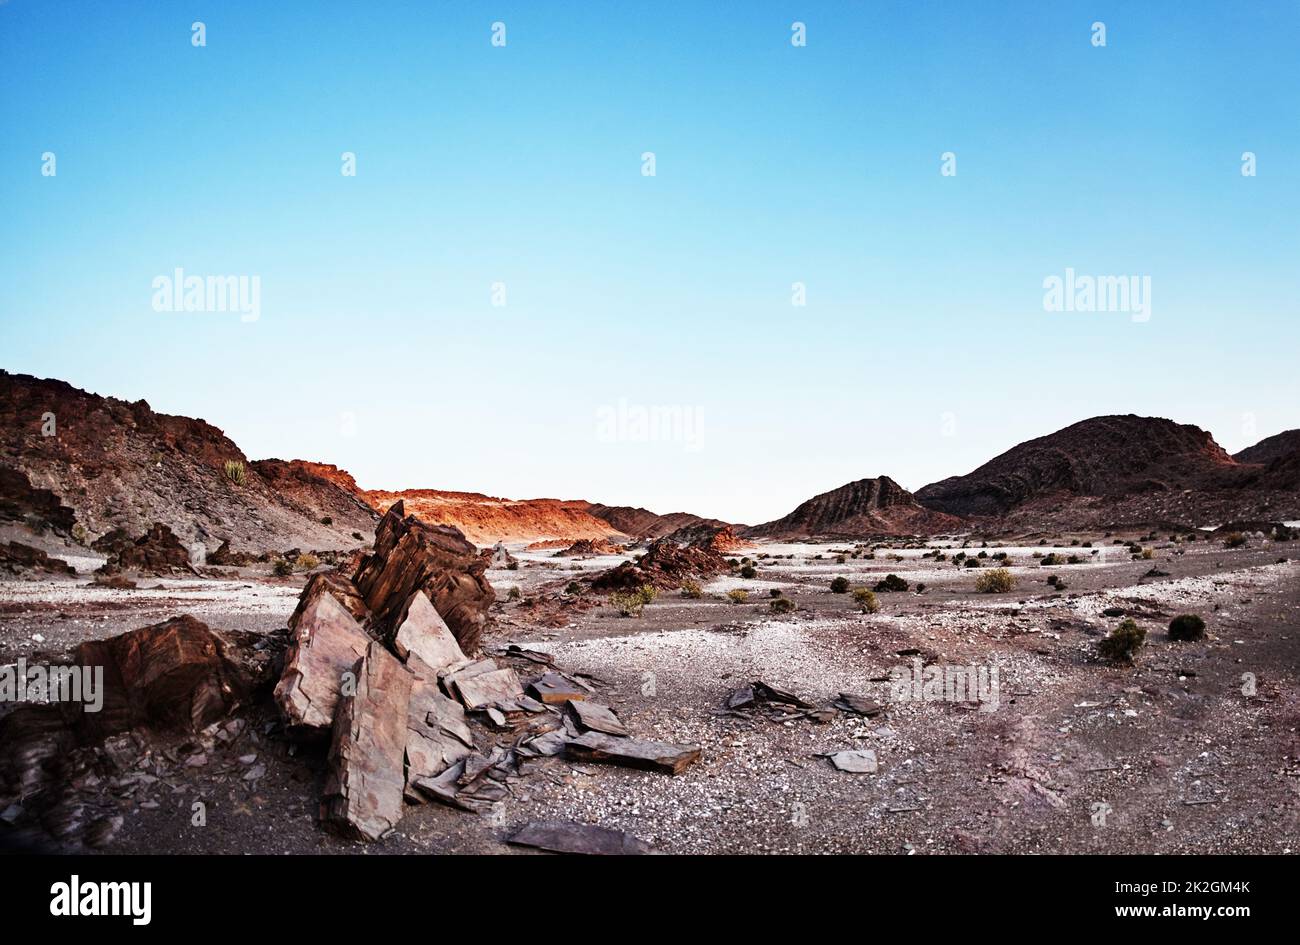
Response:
[353,501,494,653]
[448,664,523,711]
[321,642,413,841]
[507,820,652,855]
[275,589,372,732]
[565,732,701,775]
[288,571,371,631]
[393,590,465,672]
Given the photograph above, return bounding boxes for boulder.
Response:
[0,541,75,576]
[274,589,373,733]
[352,501,494,653]
[95,523,193,575]
[73,615,276,739]
[288,570,371,631]
[321,642,413,841]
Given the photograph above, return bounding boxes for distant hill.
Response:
[747,477,961,539]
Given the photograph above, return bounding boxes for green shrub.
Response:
[223,460,247,486]
[1140,548,1154,560]
[272,558,293,577]
[1168,614,1207,641]
[739,565,757,579]
[830,576,850,594]
[1098,619,1146,663]
[636,585,658,604]
[565,581,581,595]
[1222,532,1246,549]
[1040,553,1063,566]
[726,589,748,604]
[964,558,981,568]
[609,590,642,616]
[294,552,320,572]
[508,586,522,601]
[852,587,880,613]
[974,568,1014,593]
[769,597,795,614]
[680,579,703,599]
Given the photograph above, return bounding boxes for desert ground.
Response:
[3,526,1297,855]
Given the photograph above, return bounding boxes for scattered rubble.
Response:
[95,523,195,576]
[591,537,727,592]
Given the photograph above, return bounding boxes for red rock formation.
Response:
[591,537,727,592]
[748,477,961,539]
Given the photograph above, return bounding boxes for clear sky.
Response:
[2,1,1298,525]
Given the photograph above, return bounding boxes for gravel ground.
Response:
[2,532,1297,854]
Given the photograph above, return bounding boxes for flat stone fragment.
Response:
[404,671,475,800]
[528,672,588,705]
[451,666,523,710]
[565,731,700,775]
[274,589,372,732]
[568,701,629,737]
[393,590,466,672]
[507,819,652,855]
[834,693,884,717]
[828,749,878,774]
[321,643,413,841]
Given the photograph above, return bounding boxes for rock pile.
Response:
[591,536,727,592]
[0,541,76,576]
[94,523,195,576]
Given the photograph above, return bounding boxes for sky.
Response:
[2,1,1298,525]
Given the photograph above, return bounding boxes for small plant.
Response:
[636,584,658,604]
[223,459,247,486]
[1222,532,1246,549]
[974,568,1014,593]
[1040,552,1063,566]
[1140,548,1154,560]
[1098,618,1146,663]
[294,552,320,571]
[565,580,581,595]
[830,576,850,594]
[873,574,909,593]
[769,597,795,614]
[508,586,522,601]
[852,587,880,613]
[71,523,87,544]
[320,515,333,526]
[964,557,981,568]
[609,590,643,616]
[739,565,757,579]
[680,579,703,599]
[1168,613,1207,641]
[272,558,294,577]
[769,588,782,597]
[726,589,749,604]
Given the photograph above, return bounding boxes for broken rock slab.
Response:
[528,672,589,705]
[321,642,413,841]
[566,731,700,775]
[404,662,475,800]
[274,587,372,733]
[289,570,372,630]
[507,820,652,855]
[828,749,878,774]
[567,701,629,737]
[833,693,884,717]
[447,661,523,711]
[393,590,465,672]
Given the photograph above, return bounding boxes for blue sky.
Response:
[2,1,1298,524]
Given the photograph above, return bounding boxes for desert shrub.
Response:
[565,580,581,595]
[1098,619,1146,663]
[508,586,522,602]
[873,574,909,593]
[352,531,363,541]
[1223,532,1246,549]
[272,558,294,577]
[223,459,247,486]
[1140,548,1154,560]
[915,582,926,593]
[1040,553,1063,566]
[964,558,981,568]
[680,579,703,599]
[294,552,320,571]
[71,523,87,544]
[977,550,988,559]
[726,589,749,604]
[836,555,846,564]
[609,590,642,616]
[769,597,795,614]
[507,561,519,571]
[768,588,782,598]
[636,585,658,604]
[739,565,757,579]
[830,576,850,593]
[1168,613,1207,641]
[1046,574,1060,586]
[974,568,1014,593]
[320,516,333,525]
[852,587,880,613]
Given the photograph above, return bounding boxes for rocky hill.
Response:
[747,477,962,539]
[585,504,734,540]
[0,371,377,555]
[915,415,1300,528]
[1234,430,1300,466]
[362,490,629,547]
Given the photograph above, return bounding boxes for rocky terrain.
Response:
[585,504,735,540]
[749,477,962,539]
[363,490,628,547]
[0,372,377,557]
